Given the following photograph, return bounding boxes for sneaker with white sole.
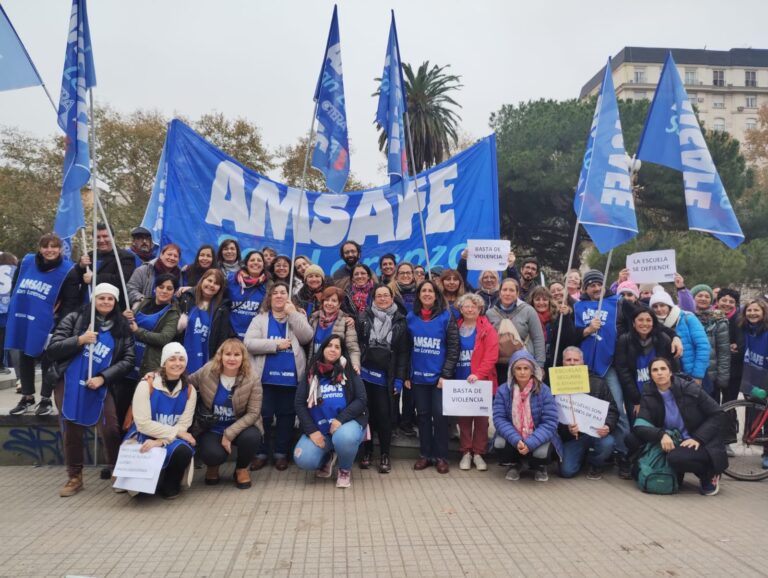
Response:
[316,452,337,478]
[700,474,720,496]
[336,468,351,488]
[10,396,35,415]
[725,444,735,458]
[459,452,472,470]
[473,454,487,471]
[34,397,53,416]
[505,465,521,481]
[534,466,549,482]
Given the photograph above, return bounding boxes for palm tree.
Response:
[375,61,463,173]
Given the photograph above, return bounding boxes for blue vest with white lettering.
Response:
[744,328,768,371]
[635,347,656,394]
[62,329,114,426]
[130,305,170,379]
[313,322,334,354]
[5,253,74,357]
[211,381,237,435]
[125,383,194,469]
[262,313,297,386]
[184,306,210,375]
[308,376,348,435]
[228,276,267,339]
[574,295,619,377]
[407,310,450,385]
[454,329,476,380]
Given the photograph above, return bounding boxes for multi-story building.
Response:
[579,47,768,143]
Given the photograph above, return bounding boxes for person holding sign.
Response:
[407,280,459,474]
[125,343,197,499]
[455,293,498,471]
[557,347,619,480]
[189,339,263,490]
[293,335,368,488]
[47,283,136,497]
[492,350,561,482]
[244,282,313,471]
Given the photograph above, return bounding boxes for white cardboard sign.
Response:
[555,393,610,439]
[442,379,493,416]
[113,443,166,494]
[626,249,676,284]
[466,240,510,271]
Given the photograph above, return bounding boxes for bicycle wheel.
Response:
[721,398,768,481]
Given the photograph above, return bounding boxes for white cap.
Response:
[160,342,188,367]
[93,283,119,300]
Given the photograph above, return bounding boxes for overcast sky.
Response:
[1,0,767,186]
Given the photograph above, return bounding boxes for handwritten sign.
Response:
[549,365,590,395]
[627,249,676,284]
[466,240,510,271]
[442,379,493,416]
[113,442,166,494]
[555,393,609,438]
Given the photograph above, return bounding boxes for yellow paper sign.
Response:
[549,365,590,395]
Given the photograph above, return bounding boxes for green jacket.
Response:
[133,298,181,375]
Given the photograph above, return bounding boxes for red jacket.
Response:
[458,315,500,393]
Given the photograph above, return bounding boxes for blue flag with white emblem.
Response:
[574,58,638,254]
[54,0,96,242]
[311,5,349,194]
[637,52,744,248]
[0,5,44,91]
[375,11,409,194]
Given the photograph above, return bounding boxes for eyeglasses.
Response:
[398,271,413,277]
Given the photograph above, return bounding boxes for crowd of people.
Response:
[3,226,766,499]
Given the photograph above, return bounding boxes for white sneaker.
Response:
[473,454,487,471]
[459,453,472,470]
[505,466,520,481]
[726,444,735,458]
[336,468,351,488]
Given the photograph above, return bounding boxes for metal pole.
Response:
[41,82,58,116]
[596,248,614,317]
[403,112,432,276]
[552,204,585,367]
[88,90,99,466]
[288,101,319,297]
[94,193,129,309]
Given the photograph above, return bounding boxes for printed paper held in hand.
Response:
[556,394,609,439]
[466,240,510,271]
[113,442,166,494]
[442,379,493,416]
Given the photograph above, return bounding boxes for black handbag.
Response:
[363,344,392,372]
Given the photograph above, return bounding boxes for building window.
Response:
[746,95,757,109]
[634,91,648,100]
[713,118,726,132]
[685,69,697,85]
[746,118,758,130]
[713,70,725,87]
[746,70,757,87]
[634,67,646,84]
[712,95,725,109]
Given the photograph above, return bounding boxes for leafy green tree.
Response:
[277,137,368,192]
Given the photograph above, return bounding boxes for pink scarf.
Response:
[511,379,535,438]
[351,280,374,313]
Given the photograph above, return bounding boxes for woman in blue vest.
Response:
[125,342,197,499]
[228,250,271,340]
[407,279,459,474]
[344,263,375,320]
[389,262,418,314]
[189,339,263,489]
[244,282,313,471]
[126,243,182,307]
[294,334,368,488]
[739,299,768,468]
[357,284,409,473]
[178,245,216,295]
[293,264,327,318]
[179,268,233,375]
[7,233,82,416]
[47,283,135,497]
[307,286,360,373]
[217,239,241,276]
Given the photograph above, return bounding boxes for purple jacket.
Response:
[493,381,563,458]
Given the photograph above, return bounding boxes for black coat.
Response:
[558,372,620,442]
[294,362,368,435]
[634,376,728,474]
[356,307,410,388]
[615,329,677,406]
[46,308,135,386]
[77,248,136,310]
[178,292,235,358]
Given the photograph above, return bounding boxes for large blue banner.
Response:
[142,120,499,276]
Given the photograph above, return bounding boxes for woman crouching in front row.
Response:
[294,334,368,488]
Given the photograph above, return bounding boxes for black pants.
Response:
[398,386,416,428]
[19,353,53,397]
[197,427,262,469]
[500,441,553,468]
[158,445,194,497]
[364,381,392,456]
[626,433,716,479]
[111,380,138,433]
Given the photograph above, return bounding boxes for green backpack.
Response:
[634,418,682,495]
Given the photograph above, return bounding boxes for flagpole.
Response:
[288,102,319,298]
[94,193,130,308]
[403,112,432,276]
[596,248,614,316]
[87,89,99,467]
[41,83,58,116]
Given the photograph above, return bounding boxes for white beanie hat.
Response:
[649,285,674,308]
[93,283,119,300]
[160,342,187,367]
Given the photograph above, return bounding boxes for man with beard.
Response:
[517,257,540,301]
[332,241,377,289]
[128,226,157,268]
[78,223,136,311]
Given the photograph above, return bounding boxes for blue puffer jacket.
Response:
[493,381,562,459]
[674,311,711,379]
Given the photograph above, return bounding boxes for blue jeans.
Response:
[560,434,616,477]
[257,384,296,459]
[604,367,629,455]
[412,382,448,460]
[293,421,364,471]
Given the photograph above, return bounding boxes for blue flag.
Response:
[574,58,638,254]
[375,11,409,194]
[54,0,96,242]
[0,5,43,91]
[310,5,349,194]
[637,52,744,248]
